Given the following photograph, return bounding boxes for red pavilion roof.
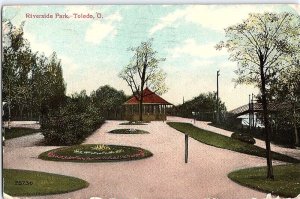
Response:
[124,87,172,105]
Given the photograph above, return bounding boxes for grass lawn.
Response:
[4,127,40,140]
[208,122,297,148]
[167,122,300,163]
[3,169,88,196]
[228,164,300,198]
[39,144,153,162]
[108,129,149,134]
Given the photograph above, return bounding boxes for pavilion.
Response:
[123,87,173,121]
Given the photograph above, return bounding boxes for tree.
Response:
[2,20,32,121]
[175,92,227,121]
[119,39,167,121]
[2,20,66,121]
[44,52,66,110]
[216,12,300,179]
[270,64,300,145]
[90,85,127,119]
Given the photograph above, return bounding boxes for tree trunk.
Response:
[20,105,24,121]
[139,94,143,121]
[295,125,299,146]
[294,102,299,146]
[260,62,274,179]
[8,83,11,129]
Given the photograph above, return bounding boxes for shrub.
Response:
[41,98,104,146]
[231,132,256,145]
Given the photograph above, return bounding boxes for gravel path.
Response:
[4,118,290,199]
[3,121,40,129]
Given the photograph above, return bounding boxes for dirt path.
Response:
[4,119,279,199]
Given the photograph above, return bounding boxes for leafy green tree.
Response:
[2,20,32,120]
[2,20,66,121]
[119,39,167,121]
[216,12,300,179]
[90,85,127,119]
[270,65,300,145]
[175,92,226,121]
[44,52,66,110]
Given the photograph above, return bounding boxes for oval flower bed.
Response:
[108,129,149,134]
[119,121,148,125]
[39,144,153,162]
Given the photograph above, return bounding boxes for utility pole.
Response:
[251,93,254,128]
[249,94,251,130]
[216,70,220,124]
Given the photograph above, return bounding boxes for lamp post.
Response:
[216,70,220,124]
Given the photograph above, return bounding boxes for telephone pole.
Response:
[216,70,220,124]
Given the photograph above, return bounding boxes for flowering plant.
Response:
[40,144,153,162]
[91,144,111,151]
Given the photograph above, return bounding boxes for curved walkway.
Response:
[4,118,280,199]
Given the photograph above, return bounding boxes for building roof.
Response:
[124,87,172,105]
[229,102,292,117]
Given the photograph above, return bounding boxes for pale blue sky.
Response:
[2,5,299,109]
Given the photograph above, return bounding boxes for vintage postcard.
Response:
[1,4,300,199]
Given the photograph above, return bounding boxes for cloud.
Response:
[162,38,257,109]
[60,54,130,95]
[169,39,226,58]
[221,84,258,111]
[24,32,53,56]
[59,55,82,94]
[150,5,277,35]
[106,12,122,22]
[162,62,258,110]
[85,12,122,44]
[191,59,214,67]
[149,9,186,35]
[85,22,116,44]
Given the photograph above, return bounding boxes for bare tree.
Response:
[119,39,167,121]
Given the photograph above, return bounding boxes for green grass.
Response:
[208,122,297,148]
[3,169,88,196]
[228,164,300,198]
[108,129,149,134]
[167,122,300,163]
[4,127,39,140]
[39,144,153,162]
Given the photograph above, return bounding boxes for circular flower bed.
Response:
[108,129,149,134]
[39,144,153,162]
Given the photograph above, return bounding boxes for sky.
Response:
[2,4,300,110]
